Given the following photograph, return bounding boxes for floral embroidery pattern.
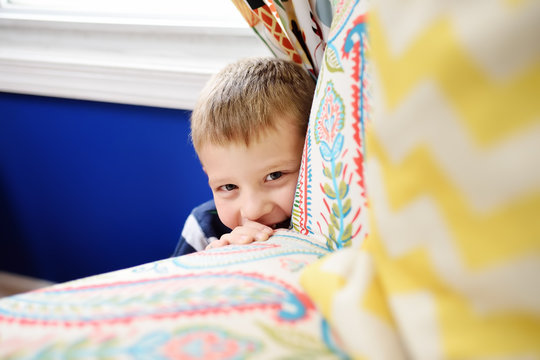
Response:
[314,81,353,250]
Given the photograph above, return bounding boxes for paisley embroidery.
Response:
[0,272,314,326]
[0,326,262,359]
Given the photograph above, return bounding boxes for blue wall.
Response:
[0,92,212,282]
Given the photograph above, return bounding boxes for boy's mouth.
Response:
[270,218,291,230]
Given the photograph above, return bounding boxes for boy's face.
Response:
[198,118,305,231]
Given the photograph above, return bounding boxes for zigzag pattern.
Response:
[370,4,540,145]
[367,153,540,312]
[376,0,539,79]
[374,82,540,214]
[367,3,540,264]
[362,5,540,358]
[368,1,540,256]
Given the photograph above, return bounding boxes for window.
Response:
[0,0,247,26]
[0,0,270,109]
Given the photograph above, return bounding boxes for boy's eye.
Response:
[219,184,238,192]
[266,171,283,181]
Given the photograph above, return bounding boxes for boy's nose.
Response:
[240,195,271,223]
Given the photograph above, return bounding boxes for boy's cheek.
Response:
[214,199,239,230]
[283,183,299,216]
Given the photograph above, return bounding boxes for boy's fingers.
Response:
[221,232,253,245]
[206,238,229,250]
[254,231,271,242]
[219,233,244,245]
[218,221,275,246]
[241,219,273,233]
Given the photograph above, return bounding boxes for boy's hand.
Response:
[205,220,273,250]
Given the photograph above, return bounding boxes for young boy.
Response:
[172,57,315,256]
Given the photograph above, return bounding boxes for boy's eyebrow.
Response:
[264,159,302,170]
[207,176,234,186]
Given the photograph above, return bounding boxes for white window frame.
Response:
[0,3,271,110]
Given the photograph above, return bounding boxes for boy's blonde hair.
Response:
[190,57,316,151]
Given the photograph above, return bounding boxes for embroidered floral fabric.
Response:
[291,0,370,250]
[0,231,345,359]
